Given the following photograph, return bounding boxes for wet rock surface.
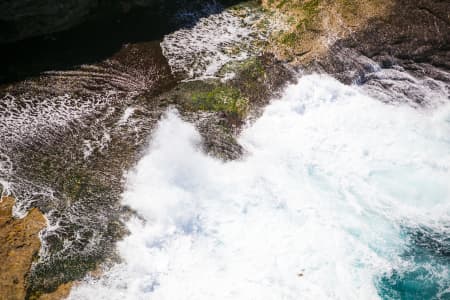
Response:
[309,0,450,105]
[162,53,295,159]
[260,0,449,106]
[1,40,176,296]
[338,0,449,76]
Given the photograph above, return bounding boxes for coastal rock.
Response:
[319,0,450,105]
[36,282,73,300]
[261,0,449,104]
[320,0,450,83]
[0,196,46,300]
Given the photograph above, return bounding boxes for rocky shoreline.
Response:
[0,0,448,299]
[0,196,47,299]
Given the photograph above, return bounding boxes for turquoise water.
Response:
[378,226,450,299]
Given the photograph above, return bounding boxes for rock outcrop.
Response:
[262,0,449,105]
[318,0,450,82]
[263,0,449,74]
[0,196,46,300]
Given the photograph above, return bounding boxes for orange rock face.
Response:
[37,282,74,300]
[0,196,46,300]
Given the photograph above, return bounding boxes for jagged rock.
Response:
[261,0,449,105]
[316,0,450,105]
[320,0,450,83]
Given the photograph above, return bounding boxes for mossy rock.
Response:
[218,57,265,80]
[190,86,249,119]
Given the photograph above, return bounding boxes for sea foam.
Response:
[70,75,450,299]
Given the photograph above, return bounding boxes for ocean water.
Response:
[70,75,450,299]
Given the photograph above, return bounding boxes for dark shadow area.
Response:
[0,0,242,84]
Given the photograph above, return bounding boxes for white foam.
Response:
[0,154,13,191]
[83,140,94,160]
[70,75,450,300]
[361,66,449,107]
[161,8,266,79]
[0,92,117,147]
[118,107,136,125]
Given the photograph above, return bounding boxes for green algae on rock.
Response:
[261,0,392,64]
[190,87,249,119]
